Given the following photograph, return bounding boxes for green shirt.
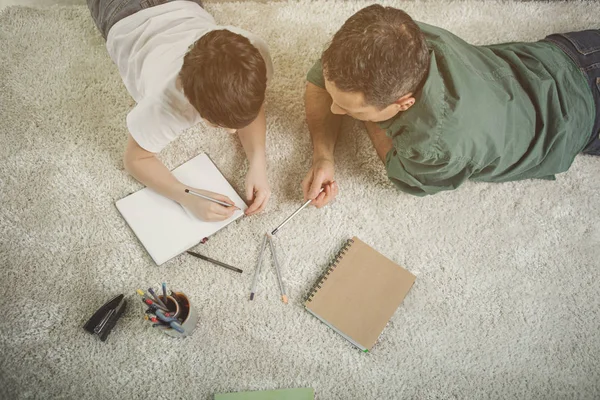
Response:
[306,23,595,196]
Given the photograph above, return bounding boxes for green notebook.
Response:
[214,388,314,400]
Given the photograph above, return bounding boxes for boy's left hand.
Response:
[245,162,270,216]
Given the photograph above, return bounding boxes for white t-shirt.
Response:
[106,1,274,153]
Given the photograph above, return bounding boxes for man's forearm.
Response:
[237,104,266,166]
[305,82,342,161]
[124,137,187,203]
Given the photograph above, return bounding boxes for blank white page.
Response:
[116,154,247,265]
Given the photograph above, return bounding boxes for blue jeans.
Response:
[88,0,203,39]
[544,30,600,156]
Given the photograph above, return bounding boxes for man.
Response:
[302,4,598,207]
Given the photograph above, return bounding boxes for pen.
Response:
[271,187,325,235]
[142,297,169,312]
[154,310,184,333]
[155,309,179,323]
[162,283,168,310]
[268,234,288,304]
[186,251,243,273]
[148,288,168,310]
[250,233,268,300]
[168,321,185,333]
[184,189,240,209]
[144,314,159,323]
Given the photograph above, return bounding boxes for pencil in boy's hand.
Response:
[184,188,240,210]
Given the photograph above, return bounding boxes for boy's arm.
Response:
[236,104,270,216]
[301,82,341,208]
[123,134,236,221]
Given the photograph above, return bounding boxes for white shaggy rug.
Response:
[1,1,599,399]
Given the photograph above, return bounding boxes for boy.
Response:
[88,0,273,221]
[302,5,598,207]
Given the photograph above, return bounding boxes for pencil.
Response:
[186,251,243,273]
[184,189,240,209]
[268,234,288,304]
[250,233,268,300]
[271,187,325,235]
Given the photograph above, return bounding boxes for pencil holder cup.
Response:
[162,292,198,338]
[158,295,180,317]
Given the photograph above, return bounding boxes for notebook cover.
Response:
[214,388,314,400]
[116,153,247,265]
[305,237,415,351]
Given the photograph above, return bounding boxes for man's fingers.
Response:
[308,172,325,199]
[301,174,312,200]
[313,183,337,208]
[311,190,327,208]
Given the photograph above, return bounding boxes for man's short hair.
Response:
[180,30,267,129]
[321,5,430,109]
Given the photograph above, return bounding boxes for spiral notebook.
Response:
[116,153,247,265]
[305,237,416,352]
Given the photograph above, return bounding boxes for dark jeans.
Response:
[88,0,203,39]
[544,30,600,156]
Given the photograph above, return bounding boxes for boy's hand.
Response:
[245,161,271,216]
[179,188,237,222]
[302,157,338,208]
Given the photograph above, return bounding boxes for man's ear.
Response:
[394,93,415,111]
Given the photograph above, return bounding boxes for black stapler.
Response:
[83,294,127,342]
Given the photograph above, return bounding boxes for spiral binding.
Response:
[306,238,355,303]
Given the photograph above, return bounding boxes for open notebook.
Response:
[305,237,416,352]
[116,153,247,265]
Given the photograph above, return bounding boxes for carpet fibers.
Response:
[1,1,599,399]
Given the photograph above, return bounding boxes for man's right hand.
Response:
[179,188,237,222]
[301,157,338,208]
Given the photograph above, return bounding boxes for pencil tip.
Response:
[282,295,288,304]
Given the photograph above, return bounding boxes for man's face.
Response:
[324,79,402,122]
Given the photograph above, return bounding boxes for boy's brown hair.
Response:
[180,30,267,129]
[322,5,430,109]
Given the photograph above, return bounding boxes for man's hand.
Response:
[301,157,338,208]
[244,160,271,216]
[180,188,237,222]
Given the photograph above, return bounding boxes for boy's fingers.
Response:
[211,203,233,216]
[246,186,255,202]
[212,193,235,206]
[246,192,267,215]
[246,201,259,215]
